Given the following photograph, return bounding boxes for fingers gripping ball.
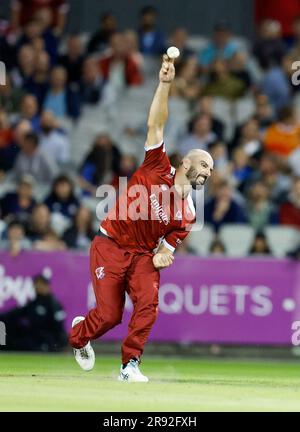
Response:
[167,46,180,60]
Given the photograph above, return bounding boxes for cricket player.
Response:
[69,53,214,382]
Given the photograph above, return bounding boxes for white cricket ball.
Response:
[167,46,180,59]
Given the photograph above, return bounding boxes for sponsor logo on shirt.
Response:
[95,267,105,280]
[175,210,182,220]
[149,193,169,225]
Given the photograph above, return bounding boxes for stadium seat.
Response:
[219,224,255,257]
[264,226,300,258]
[187,224,215,256]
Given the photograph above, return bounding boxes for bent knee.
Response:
[102,315,122,330]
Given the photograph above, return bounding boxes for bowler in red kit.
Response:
[69,54,214,382]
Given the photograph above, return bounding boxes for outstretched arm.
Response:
[145,55,175,149]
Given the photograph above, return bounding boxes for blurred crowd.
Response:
[0,2,300,258]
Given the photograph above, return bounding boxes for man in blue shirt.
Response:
[199,20,240,68]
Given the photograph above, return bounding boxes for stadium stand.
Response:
[0,6,299,257]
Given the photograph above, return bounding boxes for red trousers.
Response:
[69,235,160,364]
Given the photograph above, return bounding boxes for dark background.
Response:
[1,0,255,37]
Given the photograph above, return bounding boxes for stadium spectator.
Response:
[62,206,94,250]
[0,220,31,256]
[205,180,247,230]
[11,44,35,89]
[0,175,36,223]
[19,94,40,131]
[33,7,60,64]
[5,119,31,168]
[0,119,31,172]
[11,0,69,34]
[169,28,195,60]
[34,228,66,251]
[207,141,229,178]
[0,75,25,114]
[229,52,252,92]
[0,273,68,351]
[202,59,246,100]
[44,174,79,219]
[258,61,291,113]
[249,231,272,256]
[231,117,262,156]
[43,66,81,119]
[80,57,104,105]
[78,134,121,195]
[254,93,274,132]
[170,56,202,102]
[23,50,50,106]
[26,203,51,241]
[193,96,224,140]
[111,153,138,192]
[123,30,144,69]
[58,34,85,85]
[169,151,184,169]
[16,17,44,50]
[249,153,291,204]
[199,20,240,68]
[246,180,279,231]
[179,113,218,155]
[99,32,143,88]
[279,177,300,229]
[253,19,286,69]
[138,6,166,55]
[263,106,300,157]
[87,11,117,54]
[39,110,70,165]
[229,146,253,191]
[12,131,58,184]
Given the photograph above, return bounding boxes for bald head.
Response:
[179,148,214,189]
[185,149,214,167]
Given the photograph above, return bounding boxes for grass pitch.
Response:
[0,353,299,411]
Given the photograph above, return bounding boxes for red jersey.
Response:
[100,141,196,253]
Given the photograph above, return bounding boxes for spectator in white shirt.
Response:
[12,131,58,184]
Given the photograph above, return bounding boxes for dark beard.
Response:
[186,166,198,190]
[186,166,202,190]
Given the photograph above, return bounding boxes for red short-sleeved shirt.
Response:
[11,0,69,27]
[100,141,196,253]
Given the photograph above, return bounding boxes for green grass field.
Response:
[0,353,300,411]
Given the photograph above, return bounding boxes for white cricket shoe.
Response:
[118,358,149,382]
[72,316,95,372]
